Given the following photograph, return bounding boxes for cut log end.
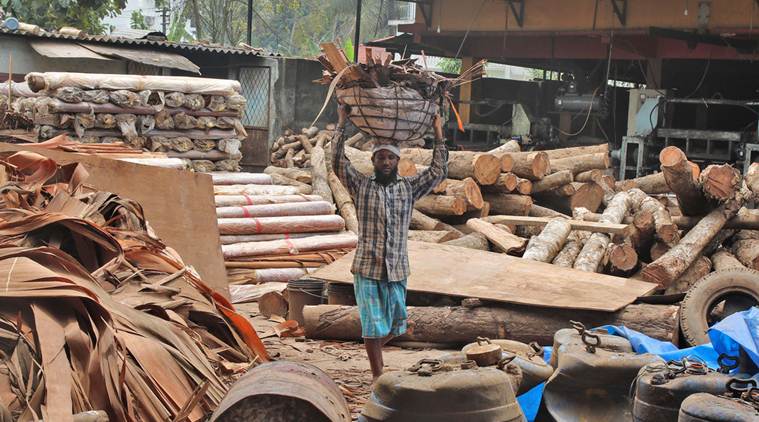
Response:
[659,146,688,168]
[397,158,418,177]
[701,164,741,201]
[501,154,514,173]
[473,154,502,185]
[609,243,639,272]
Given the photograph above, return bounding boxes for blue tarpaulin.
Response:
[516,307,759,421]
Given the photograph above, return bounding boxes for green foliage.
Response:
[439,58,461,74]
[343,38,355,62]
[2,0,126,34]
[130,10,149,30]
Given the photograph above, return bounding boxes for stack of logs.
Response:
[212,171,358,284]
[270,125,424,168]
[22,72,249,172]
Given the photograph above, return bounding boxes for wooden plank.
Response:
[484,215,631,235]
[311,241,657,312]
[466,218,526,253]
[0,143,229,297]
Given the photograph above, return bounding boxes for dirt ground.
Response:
[235,302,454,420]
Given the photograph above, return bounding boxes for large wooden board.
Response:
[0,143,229,297]
[311,241,656,312]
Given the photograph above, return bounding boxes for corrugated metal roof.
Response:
[0,27,280,57]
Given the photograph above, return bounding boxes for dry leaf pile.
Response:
[0,151,267,421]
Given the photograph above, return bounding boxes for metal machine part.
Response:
[554,81,607,116]
[360,358,526,422]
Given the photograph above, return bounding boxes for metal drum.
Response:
[327,282,356,305]
[210,361,351,422]
[540,321,664,422]
[633,357,736,422]
[286,277,325,325]
[678,381,759,422]
[460,339,554,395]
[360,358,526,422]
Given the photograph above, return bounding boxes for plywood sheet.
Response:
[0,143,229,296]
[311,241,657,312]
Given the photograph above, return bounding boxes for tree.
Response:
[130,10,149,30]
[2,0,126,34]
[439,58,462,74]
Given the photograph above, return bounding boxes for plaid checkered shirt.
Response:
[332,128,448,282]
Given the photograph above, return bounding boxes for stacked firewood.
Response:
[22,72,248,172]
[212,171,358,284]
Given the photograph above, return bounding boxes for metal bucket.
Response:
[210,360,351,422]
[287,278,325,325]
[327,282,356,305]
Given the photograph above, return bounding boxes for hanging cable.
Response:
[454,0,488,60]
[557,88,600,137]
[683,56,711,99]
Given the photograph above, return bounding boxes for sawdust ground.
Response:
[236,302,454,420]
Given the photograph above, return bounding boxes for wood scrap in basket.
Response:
[316,42,485,142]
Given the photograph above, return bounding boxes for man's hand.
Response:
[337,104,351,128]
[433,114,444,142]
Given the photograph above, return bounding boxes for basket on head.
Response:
[336,85,439,143]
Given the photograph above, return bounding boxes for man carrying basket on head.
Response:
[332,104,448,380]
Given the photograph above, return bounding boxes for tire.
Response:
[680,268,759,346]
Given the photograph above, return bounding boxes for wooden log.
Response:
[616,172,669,194]
[515,178,533,195]
[222,233,358,259]
[219,232,343,245]
[499,154,514,173]
[263,166,312,184]
[628,189,680,246]
[550,153,610,175]
[672,210,759,230]
[664,256,713,295]
[408,230,459,243]
[745,162,759,198]
[214,184,299,196]
[303,303,679,345]
[574,192,632,273]
[541,144,609,160]
[530,204,570,219]
[730,237,759,270]
[268,173,312,194]
[45,98,240,117]
[488,139,521,154]
[711,249,746,271]
[483,215,630,235]
[553,183,577,197]
[445,177,484,209]
[642,190,749,286]
[531,170,573,193]
[466,218,527,254]
[217,214,346,236]
[211,172,272,185]
[400,148,501,185]
[700,164,742,202]
[216,201,333,218]
[441,232,489,251]
[165,150,238,161]
[344,132,364,147]
[535,182,604,214]
[650,241,671,262]
[607,243,639,275]
[482,194,533,216]
[415,195,467,216]
[505,151,550,180]
[659,146,710,216]
[552,232,589,268]
[327,170,358,234]
[575,169,604,183]
[410,209,464,237]
[310,144,334,204]
[397,158,418,177]
[521,219,572,262]
[482,173,518,194]
[619,209,655,258]
[214,194,322,207]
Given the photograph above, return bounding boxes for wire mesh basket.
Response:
[336,85,439,143]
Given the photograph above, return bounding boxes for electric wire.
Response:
[454,0,488,60]
[557,87,600,137]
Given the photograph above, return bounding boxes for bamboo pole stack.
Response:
[23,72,249,172]
[213,170,358,285]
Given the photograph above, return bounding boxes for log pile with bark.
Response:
[23,72,249,172]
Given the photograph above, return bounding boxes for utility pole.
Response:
[247,0,253,45]
[354,0,362,63]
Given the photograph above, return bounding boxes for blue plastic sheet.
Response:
[516,307,759,421]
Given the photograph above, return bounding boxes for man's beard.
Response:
[374,168,398,185]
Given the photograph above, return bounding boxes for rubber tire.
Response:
[680,268,759,346]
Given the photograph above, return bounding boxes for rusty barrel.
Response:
[210,360,351,422]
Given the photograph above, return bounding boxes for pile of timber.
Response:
[22,72,249,172]
[212,171,358,284]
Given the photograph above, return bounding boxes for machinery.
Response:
[616,89,759,179]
